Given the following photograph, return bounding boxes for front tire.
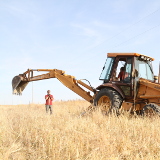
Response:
[94,88,123,115]
[143,103,160,117]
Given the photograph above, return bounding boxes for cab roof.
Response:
[107,53,154,61]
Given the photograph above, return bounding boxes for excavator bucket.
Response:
[12,75,29,94]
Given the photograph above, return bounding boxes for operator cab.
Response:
[100,53,154,83]
[100,54,133,83]
[99,53,154,98]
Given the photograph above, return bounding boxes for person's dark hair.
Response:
[121,67,125,71]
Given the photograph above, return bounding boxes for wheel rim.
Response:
[98,95,111,112]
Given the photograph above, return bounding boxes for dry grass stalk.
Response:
[0,100,160,160]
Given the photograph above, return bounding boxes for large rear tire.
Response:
[143,103,160,117]
[94,88,123,115]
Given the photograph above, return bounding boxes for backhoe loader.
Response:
[12,53,160,115]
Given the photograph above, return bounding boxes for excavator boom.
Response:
[12,69,95,103]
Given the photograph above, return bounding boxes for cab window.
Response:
[114,57,132,83]
[135,57,154,81]
[99,57,115,81]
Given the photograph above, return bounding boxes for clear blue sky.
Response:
[0,0,160,105]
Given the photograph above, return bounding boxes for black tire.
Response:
[143,103,160,117]
[94,88,123,115]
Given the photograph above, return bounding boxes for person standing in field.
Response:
[45,90,54,114]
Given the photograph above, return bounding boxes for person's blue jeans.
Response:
[45,105,52,114]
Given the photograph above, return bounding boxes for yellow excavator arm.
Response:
[12,69,96,103]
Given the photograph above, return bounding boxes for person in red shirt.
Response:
[118,67,129,81]
[118,67,126,81]
[45,90,54,114]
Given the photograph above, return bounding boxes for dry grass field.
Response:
[0,100,160,160]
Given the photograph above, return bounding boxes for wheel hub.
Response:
[98,95,111,112]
